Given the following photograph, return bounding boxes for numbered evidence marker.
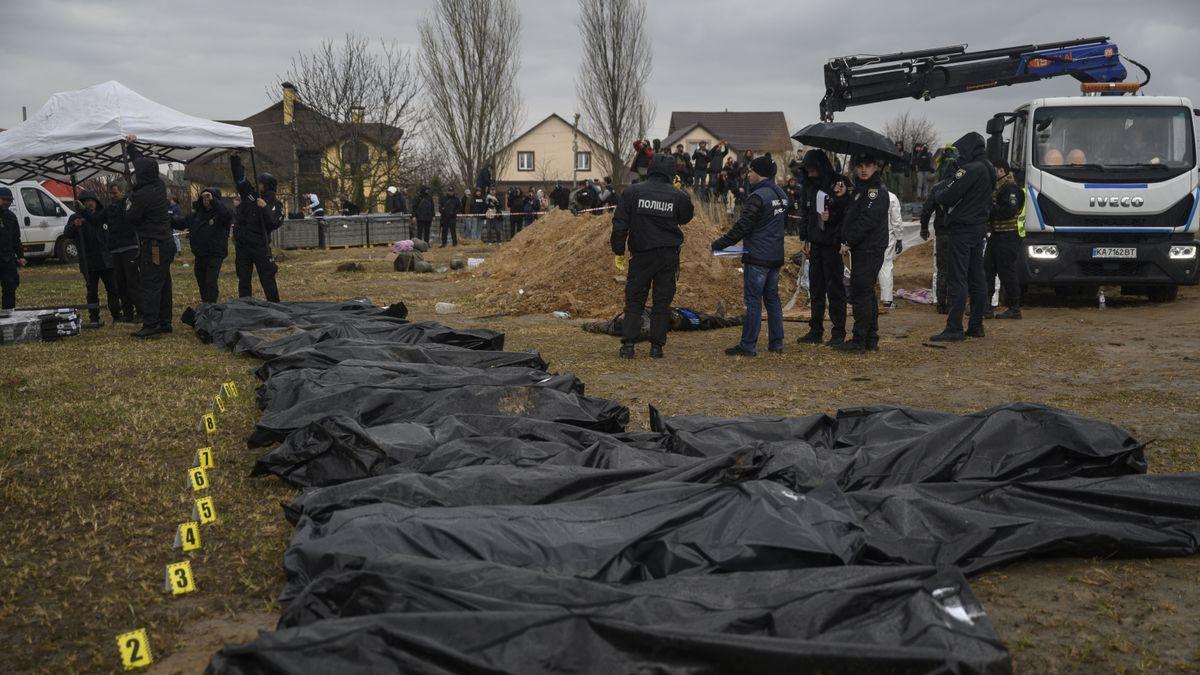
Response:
[173,521,201,552]
[202,412,217,434]
[193,496,217,525]
[223,381,239,398]
[164,560,196,596]
[187,466,209,492]
[195,446,214,469]
[214,394,226,414]
[115,628,153,670]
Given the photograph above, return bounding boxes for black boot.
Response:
[132,325,161,339]
[619,344,635,359]
[995,308,1022,320]
[649,344,664,359]
[724,345,756,356]
[832,340,866,354]
[825,333,845,347]
[966,325,986,338]
[929,329,965,342]
[796,329,823,345]
[982,309,995,320]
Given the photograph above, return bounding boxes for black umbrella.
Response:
[792,122,904,162]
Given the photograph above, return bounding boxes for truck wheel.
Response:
[55,237,79,263]
[1147,286,1178,303]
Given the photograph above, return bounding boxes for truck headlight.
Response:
[1169,245,1197,260]
[1028,244,1059,260]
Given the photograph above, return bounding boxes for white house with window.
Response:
[492,113,613,189]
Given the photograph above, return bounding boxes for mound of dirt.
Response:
[478,208,798,318]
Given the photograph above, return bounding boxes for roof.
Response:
[185,98,402,188]
[660,122,722,151]
[0,81,254,182]
[494,113,615,162]
[667,111,792,152]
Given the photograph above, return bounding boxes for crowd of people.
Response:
[0,134,285,336]
[610,130,1026,357]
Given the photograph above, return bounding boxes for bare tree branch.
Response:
[575,0,654,185]
[418,0,524,188]
[883,111,939,152]
[274,34,422,211]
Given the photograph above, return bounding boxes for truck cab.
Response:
[0,180,77,262]
[1001,96,1199,301]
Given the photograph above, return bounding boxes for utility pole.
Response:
[571,112,581,185]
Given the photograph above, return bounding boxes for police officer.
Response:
[0,187,25,310]
[712,155,788,356]
[124,136,174,338]
[611,153,695,359]
[984,161,1025,320]
[835,153,891,354]
[64,190,120,326]
[930,132,994,341]
[230,153,283,302]
[188,188,232,304]
[100,181,141,322]
[797,149,849,346]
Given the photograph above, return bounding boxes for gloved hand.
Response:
[895,239,904,255]
[614,254,626,272]
[919,224,930,241]
[229,154,245,183]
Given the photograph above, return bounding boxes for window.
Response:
[517,151,535,171]
[21,188,58,217]
[298,151,323,175]
[1010,109,1027,169]
[1032,105,1194,179]
[575,151,591,172]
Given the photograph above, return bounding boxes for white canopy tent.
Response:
[0,80,254,184]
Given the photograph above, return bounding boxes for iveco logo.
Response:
[1089,196,1145,208]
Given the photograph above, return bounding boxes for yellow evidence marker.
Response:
[115,628,153,670]
[164,561,196,596]
[174,522,201,552]
[194,496,217,525]
[187,466,209,492]
[196,446,214,469]
[202,413,217,434]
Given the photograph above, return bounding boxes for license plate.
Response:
[1091,247,1137,259]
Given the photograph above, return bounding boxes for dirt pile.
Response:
[478,208,793,318]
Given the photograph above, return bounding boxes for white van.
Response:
[0,181,76,261]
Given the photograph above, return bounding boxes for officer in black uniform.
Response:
[64,190,120,326]
[984,161,1025,320]
[124,137,174,338]
[611,153,695,359]
[0,187,26,310]
[836,153,891,354]
[230,154,283,302]
[930,132,994,342]
[797,149,849,346]
[187,187,232,303]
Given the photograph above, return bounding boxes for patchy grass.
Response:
[2,240,1199,673]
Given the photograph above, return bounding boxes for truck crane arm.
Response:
[819,36,1149,121]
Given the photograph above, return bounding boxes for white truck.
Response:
[0,180,77,262]
[820,36,1198,301]
[997,96,1197,301]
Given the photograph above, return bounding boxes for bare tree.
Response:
[575,0,654,185]
[418,0,524,189]
[276,34,421,211]
[883,111,938,152]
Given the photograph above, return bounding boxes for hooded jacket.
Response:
[611,154,694,255]
[0,201,20,264]
[97,193,136,251]
[933,132,995,231]
[414,190,435,221]
[440,193,460,223]
[840,171,890,251]
[63,192,114,272]
[189,188,232,258]
[229,155,283,248]
[797,150,846,246]
[125,145,172,241]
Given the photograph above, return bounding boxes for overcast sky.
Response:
[4,0,1198,147]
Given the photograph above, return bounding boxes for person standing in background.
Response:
[836,154,890,354]
[878,189,905,308]
[124,135,174,338]
[188,187,231,303]
[229,152,283,304]
[439,189,460,247]
[64,190,119,327]
[100,181,140,322]
[0,187,25,310]
[413,186,435,243]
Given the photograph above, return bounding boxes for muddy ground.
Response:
[2,237,1198,673]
